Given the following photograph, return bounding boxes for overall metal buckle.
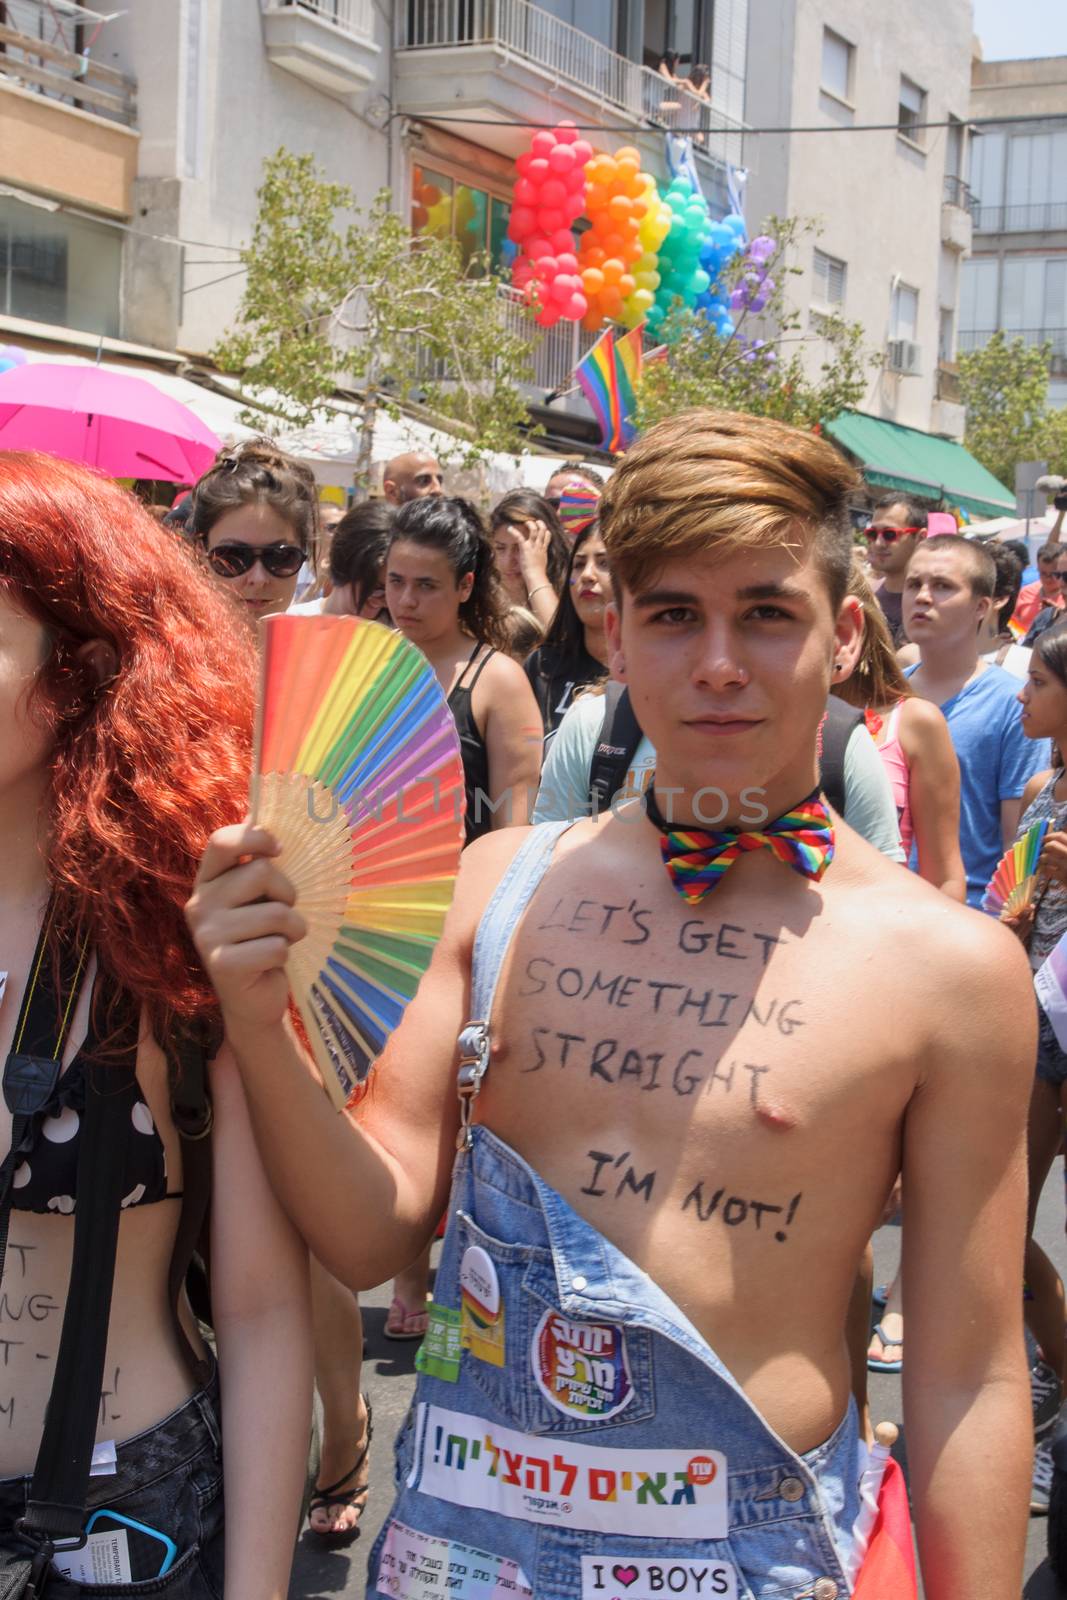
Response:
[455,1021,490,1152]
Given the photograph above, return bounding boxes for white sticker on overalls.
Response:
[581,1555,737,1599]
[377,1519,532,1599]
[53,1528,132,1585]
[415,1403,728,1540]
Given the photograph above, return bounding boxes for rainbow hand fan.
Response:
[982,818,1050,918]
[252,614,465,1109]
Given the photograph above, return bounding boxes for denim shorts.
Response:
[0,1370,223,1597]
[1036,1004,1067,1087]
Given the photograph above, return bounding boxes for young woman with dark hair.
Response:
[290,500,394,621]
[0,453,311,1595]
[488,489,569,629]
[383,495,542,1340]
[187,437,316,624]
[523,521,612,735]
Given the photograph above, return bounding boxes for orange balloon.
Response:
[608,195,633,223]
[412,205,428,229]
[585,183,609,212]
[619,274,636,297]
[623,239,643,264]
[582,244,606,269]
[581,267,605,294]
[616,157,640,182]
[582,309,604,331]
[615,145,641,163]
[601,287,623,315]
[602,258,624,285]
[602,232,626,256]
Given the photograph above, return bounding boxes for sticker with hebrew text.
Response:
[375,1520,532,1600]
[533,1309,633,1421]
[413,1403,727,1539]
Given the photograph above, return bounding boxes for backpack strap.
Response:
[166,1019,219,1391]
[588,684,644,815]
[818,696,864,816]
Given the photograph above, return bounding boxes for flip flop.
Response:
[383,1294,429,1340]
[872,1283,889,1308]
[307,1396,373,1547]
[867,1321,903,1373]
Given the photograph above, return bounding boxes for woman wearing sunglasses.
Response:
[189,439,315,622]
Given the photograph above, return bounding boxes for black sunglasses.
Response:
[207,541,305,579]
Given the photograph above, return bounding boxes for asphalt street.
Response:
[289,1170,1067,1599]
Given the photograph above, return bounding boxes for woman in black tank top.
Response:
[386,497,543,845]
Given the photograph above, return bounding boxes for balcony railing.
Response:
[0,0,135,125]
[972,201,1067,234]
[263,0,374,42]
[934,362,962,403]
[959,327,1067,373]
[497,285,600,393]
[398,0,746,170]
[942,175,974,213]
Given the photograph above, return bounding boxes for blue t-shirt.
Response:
[906,663,1049,907]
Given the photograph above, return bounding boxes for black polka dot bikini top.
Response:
[3,911,173,1217]
[10,1050,170,1215]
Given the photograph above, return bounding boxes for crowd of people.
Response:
[0,415,1065,1598]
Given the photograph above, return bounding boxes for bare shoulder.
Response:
[481,650,534,693]
[445,825,543,949]
[899,695,949,738]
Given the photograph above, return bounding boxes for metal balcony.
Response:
[260,0,380,96]
[959,327,1067,374]
[942,175,974,213]
[396,0,746,173]
[972,201,1067,235]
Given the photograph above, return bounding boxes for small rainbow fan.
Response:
[982,818,1050,918]
[252,614,465,1109]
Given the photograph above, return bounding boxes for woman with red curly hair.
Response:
[0,453,311,1596]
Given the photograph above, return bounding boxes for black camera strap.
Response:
[0,902,137,1568]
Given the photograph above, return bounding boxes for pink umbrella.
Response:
[0,362,221,481]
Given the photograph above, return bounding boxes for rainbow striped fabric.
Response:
[645,785,835,904]
[574,325,644,453]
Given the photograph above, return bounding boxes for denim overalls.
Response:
[370,823,861,1600]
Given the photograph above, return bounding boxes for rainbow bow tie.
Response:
[645,785,835,905]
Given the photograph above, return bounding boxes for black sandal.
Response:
[307,1395,373,1547]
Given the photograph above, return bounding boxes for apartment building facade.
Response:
[961,53,1067,411]
[744,0,974,440]
[0,0,748,396]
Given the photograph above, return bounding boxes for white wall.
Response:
[113,1,391,355]
[746,0,973,436]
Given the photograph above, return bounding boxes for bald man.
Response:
[381,452,444,506]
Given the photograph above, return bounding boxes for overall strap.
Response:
[457,823,569,1149]
[0,905,89,1290]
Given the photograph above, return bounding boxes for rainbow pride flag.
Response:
[851,1458,918,1599]
[574,325,645,453]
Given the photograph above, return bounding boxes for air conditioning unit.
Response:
[886,339,922,375]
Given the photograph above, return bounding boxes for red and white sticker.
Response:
[532,1309,634,1421]
[580,1555,737,1599]
[413,1403,728,1540]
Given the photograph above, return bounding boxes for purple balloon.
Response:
[747,235,776,264]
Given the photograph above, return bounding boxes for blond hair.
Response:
[598,409,859,606]
[834,557,913,712]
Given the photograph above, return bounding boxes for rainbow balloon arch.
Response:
[506,121,760,340]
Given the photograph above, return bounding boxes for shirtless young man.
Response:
[188,410,1035,1598]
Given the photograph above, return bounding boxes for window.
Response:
[812,248,846,307]
[0,198,120,336]
[897,76,926,144]
[820,29,853,103]
[1002,257,1067,335]
[410,166,512,276]
[890,282,918,342]
[938,307,954,364]
[959,257,999,336]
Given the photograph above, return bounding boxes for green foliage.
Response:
[214,149,537,464]
[957,332,1067,489]
[634,217,873,434]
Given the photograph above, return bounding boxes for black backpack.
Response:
[587,683,862,817]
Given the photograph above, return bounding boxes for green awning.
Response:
[824,410,1014,520]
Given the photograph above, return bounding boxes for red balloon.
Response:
[555,121,579,144]
[508,206,537,238]
[565,164,587,192]
[527,237,552,258]
[564,194,585,222]
[538,208,566,233]
[556,252,579,274]
[550,277,571,302]
[516,151,532,175]
[537,303,563,327]
[541,178,567,207]
[513,177,538,206]
[549,143,577,173]
[564,292,588,320]
[551,228,575,253]
[531,129,557,157]
[528,158,550,183]
[573,140,594,164]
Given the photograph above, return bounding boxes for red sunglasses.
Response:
[864,525,924,544]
